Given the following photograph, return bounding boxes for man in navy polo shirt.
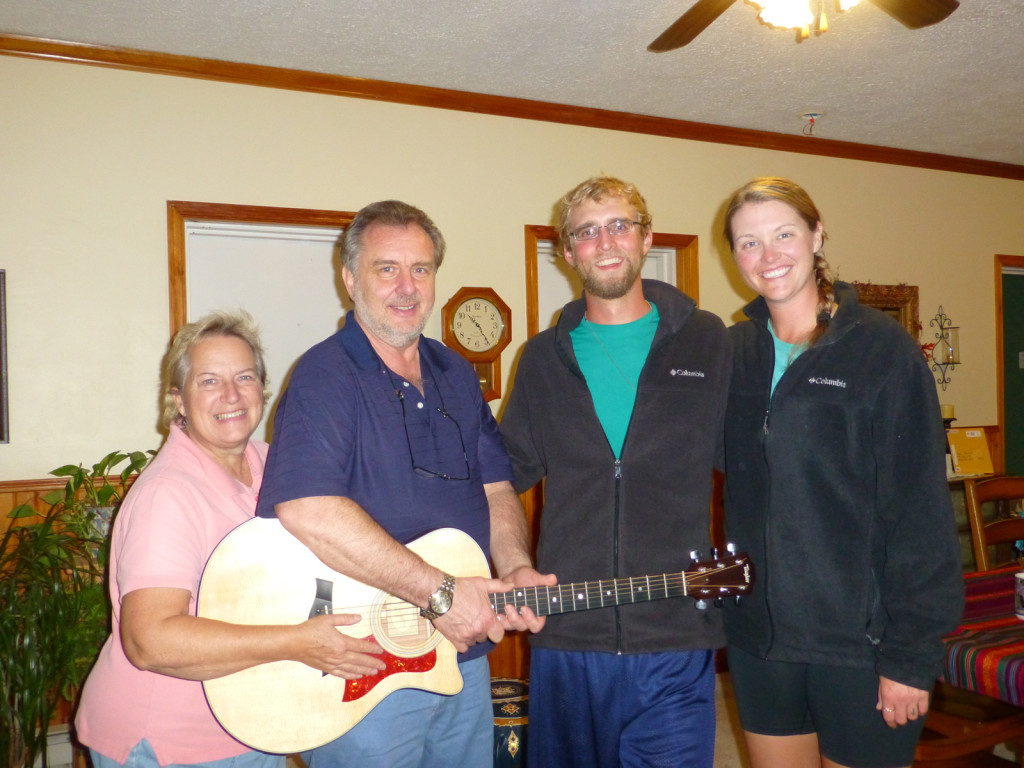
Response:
[256,200,552,767]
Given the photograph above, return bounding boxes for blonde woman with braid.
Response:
[720,177,962,768]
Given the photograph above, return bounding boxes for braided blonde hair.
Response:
[724,177,835,346]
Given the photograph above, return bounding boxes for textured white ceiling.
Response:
[3,1,1022,167]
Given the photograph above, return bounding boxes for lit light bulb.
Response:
[754,0,814,29]
[755,0,860,32]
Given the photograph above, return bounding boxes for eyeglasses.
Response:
[394,386,471,481]
[569,219,643,241]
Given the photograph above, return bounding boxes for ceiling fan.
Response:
[648,0,960,52]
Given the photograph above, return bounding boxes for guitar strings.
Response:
[320,563,748,619]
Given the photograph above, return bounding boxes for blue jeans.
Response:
[528,647,716,768]
[305,655,492,768]
[89,740,284,768]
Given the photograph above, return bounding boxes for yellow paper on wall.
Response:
[946,428,994,477]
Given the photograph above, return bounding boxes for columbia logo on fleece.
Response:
[808,376,847,389]
[670,369,705,378]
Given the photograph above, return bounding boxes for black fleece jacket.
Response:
[723,282,963,690]
[500,280,731,654]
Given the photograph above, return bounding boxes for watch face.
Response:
[451,298,504,352]
[429,590,452,616]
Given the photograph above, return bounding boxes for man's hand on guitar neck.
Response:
[431,575,510,653]
[496,565,557,633]
[431,568,556,653]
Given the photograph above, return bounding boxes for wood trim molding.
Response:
[0,477,66,494]
[167,201,354,335]
[1,477,76,529]
[664,234,700,307]
[1,476,134,531]
[4,34,1023,182]
[524,225,557,339]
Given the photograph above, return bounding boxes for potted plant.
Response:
[50,450,154,539]
[0,450,152,768]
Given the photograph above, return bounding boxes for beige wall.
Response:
[2,54,1023,480]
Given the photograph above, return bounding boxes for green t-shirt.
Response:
[570,304,659,457]
[769,319,805,395]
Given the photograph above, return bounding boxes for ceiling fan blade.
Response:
[870,0,960,29]
[648,0,738,52]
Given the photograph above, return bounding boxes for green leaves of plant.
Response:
[47,449,155,510]
[2,448,154,768]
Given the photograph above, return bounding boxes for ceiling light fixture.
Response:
[752,0,861,39]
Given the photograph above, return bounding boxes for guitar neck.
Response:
[491,572,690,617]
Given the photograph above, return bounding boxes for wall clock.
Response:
[441,287,512,401]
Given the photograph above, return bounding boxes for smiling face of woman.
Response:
[729,198,824,312]
[171,334,265,464]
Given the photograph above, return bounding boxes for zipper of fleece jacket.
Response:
[613,457,624,653]
[760,330,778,660]
[761,400,777,660]
[608,319,669,654]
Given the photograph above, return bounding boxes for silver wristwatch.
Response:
[420,572,455,619]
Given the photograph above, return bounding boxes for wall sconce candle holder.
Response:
[929,306,960,391]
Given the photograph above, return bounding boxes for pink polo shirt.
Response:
[75,425,269,765]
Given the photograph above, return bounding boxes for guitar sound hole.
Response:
[373,595,438,657]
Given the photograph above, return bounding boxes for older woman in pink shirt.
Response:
[75,311,384,768]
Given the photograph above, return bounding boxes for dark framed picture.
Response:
[852,282,920,340]
[1,269,7,443]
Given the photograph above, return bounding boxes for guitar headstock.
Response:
[684,550,754,600]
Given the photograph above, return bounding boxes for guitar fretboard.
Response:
[490,573,689,617]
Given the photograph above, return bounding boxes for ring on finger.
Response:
[883,707,895,713]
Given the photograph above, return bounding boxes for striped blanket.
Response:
[941,565,1024,707]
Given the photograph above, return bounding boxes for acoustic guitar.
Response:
[198,517,753,754]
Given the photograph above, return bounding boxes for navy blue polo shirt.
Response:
[256,315,512,566]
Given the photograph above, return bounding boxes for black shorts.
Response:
[727,645,926,768]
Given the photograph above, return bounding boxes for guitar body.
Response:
[198,517,490,754]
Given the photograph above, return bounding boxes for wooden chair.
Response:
[964,476,1024,571]
[913,480,1024,766]
[914,684,1024,766]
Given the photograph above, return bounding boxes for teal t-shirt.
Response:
[570,304,659,457]
[769,319,804,395]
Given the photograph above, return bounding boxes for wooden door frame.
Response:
[996,254,1024,474]
[524,226,700,339]
[167,201,354,334]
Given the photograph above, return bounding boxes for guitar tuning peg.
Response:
[734,596,743,606]
[714,597,724,608]
[726,542,736,555]
[689,550,700,563]
[694,599,708,610]
[711,547,719,560]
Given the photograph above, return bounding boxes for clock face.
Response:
[451,298,505,352]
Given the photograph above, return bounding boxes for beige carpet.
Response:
[715,673,751,768]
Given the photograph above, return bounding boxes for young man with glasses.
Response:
[255,200,553,768]
[501,177,731,768]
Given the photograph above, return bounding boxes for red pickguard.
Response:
[343,640,437,701]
